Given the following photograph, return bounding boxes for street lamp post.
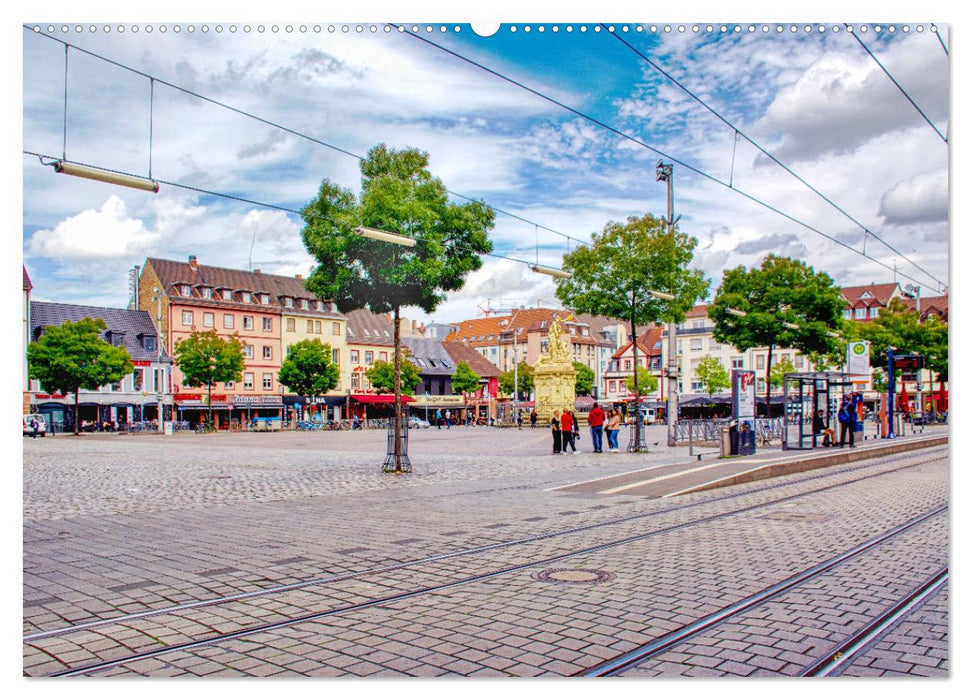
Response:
[513,327,521,428]
[151,287,165,433]
[656,160,679,447]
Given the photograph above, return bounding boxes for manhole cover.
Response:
[533,568,615,585]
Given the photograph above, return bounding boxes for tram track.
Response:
[31,448,947,677]
[577,504,947,676]
[25,445,946,644]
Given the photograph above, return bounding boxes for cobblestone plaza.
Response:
[22,425,948,678]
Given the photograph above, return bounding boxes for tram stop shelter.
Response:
[782,371,856,450]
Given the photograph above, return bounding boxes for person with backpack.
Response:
[587,402,606,453]
[838,396,855,448]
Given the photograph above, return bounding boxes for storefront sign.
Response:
[412,395,466,407]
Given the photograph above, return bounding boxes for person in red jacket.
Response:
[587,402,606,453]
[560,409,578,454]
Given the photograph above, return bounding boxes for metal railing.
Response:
[755,417,785,446]
[675,419,730,445]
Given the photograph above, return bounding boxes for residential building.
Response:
[441,340,502,422]
[603,326,665,403]
[139,256,293,426]
[28,301,172,432]
[840,283,904,322]
[23,266,32,414]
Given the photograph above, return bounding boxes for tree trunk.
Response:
[765,344,774,418]
[630,305,640,450]
[393,304,402,473]
[207,381,213,431]
[74,388,80,436]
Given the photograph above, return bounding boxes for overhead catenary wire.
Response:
[393,24,944,294]
[24,27,588,252]
[24,149,564,276]
[602,24,946,290]
[845,25,948,144]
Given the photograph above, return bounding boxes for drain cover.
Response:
[533,568,615,585]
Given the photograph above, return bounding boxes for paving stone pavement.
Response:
[22,427,949,677]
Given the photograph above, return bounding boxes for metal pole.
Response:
[887,347,896,438]
[153,287,165,433]
[513,329,519,427]
[662,165,679,448]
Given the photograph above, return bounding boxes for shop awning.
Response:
[351,394,415,404]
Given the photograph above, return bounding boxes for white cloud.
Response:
[28,195,159,261]
[878,169,949,225]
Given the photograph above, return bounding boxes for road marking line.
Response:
[544,463,673,492]
[599,462,727,495]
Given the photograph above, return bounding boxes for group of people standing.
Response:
[550,402,624,455]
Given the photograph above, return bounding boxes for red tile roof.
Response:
[840,283,901,307]
[441,341,502,377]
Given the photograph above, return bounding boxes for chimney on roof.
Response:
[295,274,303,280]
[253,269,261,274]
[188,255,198,270]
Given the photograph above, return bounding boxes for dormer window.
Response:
[260,294,270,304]
[109,332,125,347]
[179,284,191,296]
[222,289,233,301]
[300,299,309,310]
[241,292,252,303]
[316,300,324,311]
[283,297,293,308]
[200,287,213,299]
[142,335,156,352]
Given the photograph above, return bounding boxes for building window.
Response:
[301,299,309,309]
[143,336,156,352]
[843,309,852,319]
[690,338,703,351]
[223,314,234,329]
[307,319,314,332]
[855,307,866,319]
[224,381,234,390]
[243,316,254,330]
[365,351,374,365]
[709,339,721,350]
[757,379,766,393]
[262,317,272,332]
[154,369,165,393]
[731,357,744,369]
[870,306,880,318]
[692,320,705,329]
[203,312,214,328]
[350,350,359,364]
[782,354,791,365]
[795,355,804,369]
[284,297,293,308]
[286,318,295,332]
[263,346,272,360]
[262,373,273,390]
[351,374,359,389]
[260,294,269,304]
[624,359,632,371]
[110,380,122,392]
[609,380,616,392]
[181,310,193,325]
[244,345,254,359]
[756,354,765,370]
[315,320,322,333]
[133,369,144,392]
[180,284,191,296]
[332,322,341,335]
[243,373,254,390]
[242,292,252,303]
[379,351,388,362]
[201,287,212,299]
[332,348,340,366]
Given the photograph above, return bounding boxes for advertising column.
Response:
[732,369,756,455]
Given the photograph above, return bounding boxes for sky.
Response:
[20,16,951,329]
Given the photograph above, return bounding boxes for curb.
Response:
[667,434,949,497]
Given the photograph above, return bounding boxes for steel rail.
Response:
[800,567,948,677]
[26,445,948,644]
[41,458,947,677]
[578,504,947,676]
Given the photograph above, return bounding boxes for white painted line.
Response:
[544,463,672,492]
[599,462,728,495]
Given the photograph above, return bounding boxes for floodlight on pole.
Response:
[647,290,676,301]
[530,264,572,279]
[782,321,800,330]
[52,160,160,193]
[726,308,748,318]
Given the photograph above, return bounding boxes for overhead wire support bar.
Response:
[845,24,948,144]
[602,24,946,290]
[392,25,942,293]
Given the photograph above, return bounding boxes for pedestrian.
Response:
[838,396,855,447]
[812,409,834,447]
[530,409,537,429]
[517,411,523,429]
[570,410,580,452]
[435,408,442,429]
[561,409,578,454]
[606,408,622,452]
[30,417,39,439]
[587,402,605,453]
[551,410,562,454]
[445,409,452,429]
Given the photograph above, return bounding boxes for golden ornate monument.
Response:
[533,317,577,425]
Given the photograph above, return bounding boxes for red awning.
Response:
[350,394,415,405]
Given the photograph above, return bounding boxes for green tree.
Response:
[173,330,245,429]
[554,213,708,446]
[451,361,481,395]
[499,361,534,398]
[573,362,595,396]
[696,355,731,398]
[709,255,843,413]
[366,359,422,394]
[625,366,659,395]
[27,317,134,435]
[768,356,797,389]
[278,339,340,398]
[301,144,494,472]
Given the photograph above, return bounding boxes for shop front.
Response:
[349,394,416,422]
[284,394,351,424]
